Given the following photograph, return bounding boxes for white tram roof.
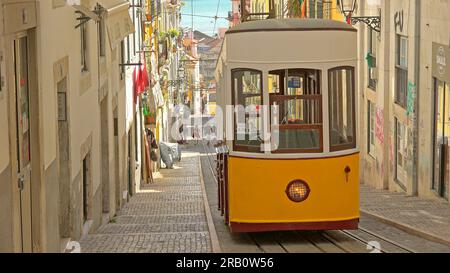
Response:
[226,18,356,34]
[219,18,357,67]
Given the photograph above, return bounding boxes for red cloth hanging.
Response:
[133,53,150,104]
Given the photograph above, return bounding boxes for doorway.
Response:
[57,78,70,238]
[82,154,92,223]
[113,108,120,209]
[100,97,110,214]
[128,131,133,200]
[13,36,33,252]
[433,78,449,200]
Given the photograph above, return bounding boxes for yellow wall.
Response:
[330,0,345,21]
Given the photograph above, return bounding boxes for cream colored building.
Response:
[0,0,143,252]
[357,0,450,203]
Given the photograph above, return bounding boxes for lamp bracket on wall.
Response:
[350,15,381,33]
[74,9,101,29]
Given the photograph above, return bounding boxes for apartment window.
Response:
[395,35,408,108]
[368,28,377,90]
[269,69,323,153]
[309,0,316,18]
[316,0,324,19]
[323,1,332,19]
[126,34,131,63]
[98,17,106,57]
[120,40,126,80]
[395,119,407,189]
[80,19,89,72]
[329,67,356,152]
[131,0,136,55]
[368,100,376,157]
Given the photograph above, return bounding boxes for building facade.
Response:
[232,0,344,22]
[357,0,450,203]
[0,0,144,252]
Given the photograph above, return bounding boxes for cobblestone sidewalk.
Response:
[361,184,450,246]
[80,153,212,253]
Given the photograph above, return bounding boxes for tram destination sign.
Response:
[433,42,450,83]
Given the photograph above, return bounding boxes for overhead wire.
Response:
[212,0,222,35]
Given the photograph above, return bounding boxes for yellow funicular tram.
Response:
[215,19,359,233]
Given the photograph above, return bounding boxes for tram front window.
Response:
[232,69,263,152]
[329,67,356,151]
[269,69,323,153]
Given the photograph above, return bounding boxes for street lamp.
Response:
[338,0,381,33]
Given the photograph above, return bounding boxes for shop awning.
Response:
[97,0,135,49]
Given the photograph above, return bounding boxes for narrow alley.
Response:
[80,152,215,253]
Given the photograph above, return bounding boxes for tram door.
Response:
[433,78,450,200]
[14,36,33,252]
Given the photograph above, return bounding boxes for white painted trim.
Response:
[229,149,359,160]
[227,59,358,65]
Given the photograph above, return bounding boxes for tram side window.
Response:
[329,67,356,152]
[269,69,323,153]
[232,69,263,152]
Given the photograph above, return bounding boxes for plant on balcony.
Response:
[287,0,306,18]
[159,31,167,41]
[168,28,180,39]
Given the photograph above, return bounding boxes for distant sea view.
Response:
[181,0,231,36]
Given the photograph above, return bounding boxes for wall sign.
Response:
[58,92,67,121]
[432,42,450,83]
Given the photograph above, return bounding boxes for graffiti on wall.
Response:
[394,10,404,33]
[375,108,384,145]
[407,82,417,116]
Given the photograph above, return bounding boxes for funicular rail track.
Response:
[200,140,415,253]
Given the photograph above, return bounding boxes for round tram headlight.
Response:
[285,180,310,203]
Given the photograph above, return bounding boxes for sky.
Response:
[181,0,231,37]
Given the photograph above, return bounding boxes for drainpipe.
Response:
[412,0,421,196]
[96,6,102,105]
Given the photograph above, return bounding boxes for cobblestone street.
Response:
[80,153,213,253]
[361,185,450,247]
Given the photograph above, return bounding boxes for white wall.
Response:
[37,1,103,193]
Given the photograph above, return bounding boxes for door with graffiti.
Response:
[433,78,449,200]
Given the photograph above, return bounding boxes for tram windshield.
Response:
[230,67,356,154]
[269,69,323,153]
